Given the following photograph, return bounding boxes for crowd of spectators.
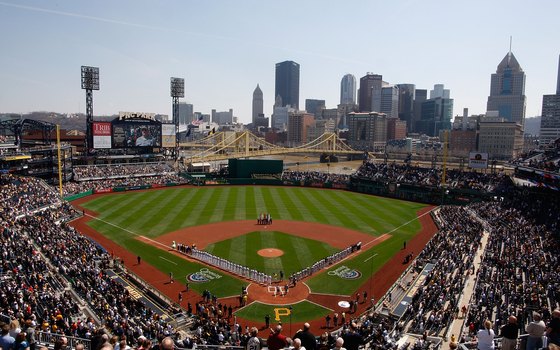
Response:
[0,175,61,217]
[0,174,181,349]
[401,206,484,337]
[510,148,560,173]
[461,200,559,346]
[62,174,188,196]
[353,161,509,192]
[281,171,350,186]
[73,163,175,181]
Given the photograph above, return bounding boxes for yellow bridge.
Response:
[178,131,362,163]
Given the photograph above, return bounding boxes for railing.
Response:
[37,331,92,350]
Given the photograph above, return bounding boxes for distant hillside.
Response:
[524,116,541,136]
[0,112,118,132]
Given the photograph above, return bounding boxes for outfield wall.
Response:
[65,176,491,205]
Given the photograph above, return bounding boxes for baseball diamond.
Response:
[71,185,437,325]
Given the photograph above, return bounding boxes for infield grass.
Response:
[80,186,428,298]
[205,231,339,276]
[234,300,331,325]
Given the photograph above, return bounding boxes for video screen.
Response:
[112,122,162,148]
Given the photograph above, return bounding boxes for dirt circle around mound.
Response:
[258,248,284,258]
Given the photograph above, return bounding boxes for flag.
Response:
[191,115,204,126]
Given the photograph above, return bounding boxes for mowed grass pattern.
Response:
[83,186,426,240]
[205,231,339,276]
[81,186,428,300]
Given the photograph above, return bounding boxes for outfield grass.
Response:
[205,231,339,276]
[81,186,428,298]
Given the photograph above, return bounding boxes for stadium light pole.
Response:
[170,77,185,160]
[81,66,99,154]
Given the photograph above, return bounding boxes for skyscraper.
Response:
[417,85,453,136]
[340,74,357,105]
[539,55,560,145]
[381,85,399,119]
[252,84,263,124]
[396,84,415,132]
[486,51,527,126]
[275,61,300,109]
[358,73,382,112]
[305,99,326,118]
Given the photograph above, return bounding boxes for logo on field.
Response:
[273,308,292,321]
[188,268,222,283]
[328,266,362,280]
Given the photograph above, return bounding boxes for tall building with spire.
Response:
[275,61,300,109]
[252,84,263,124]
[340,74,357,105]
[539,55,560,145]
[486,51,527,126]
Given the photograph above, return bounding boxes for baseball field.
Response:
[73,185,436,324]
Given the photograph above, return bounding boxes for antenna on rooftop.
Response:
[509,36,512,54]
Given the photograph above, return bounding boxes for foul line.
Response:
[84,213,170,251]
[362,207,437,249]
[363,253,378,263]
[159,256,177,265]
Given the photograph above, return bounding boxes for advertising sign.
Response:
[468,152,489,169]
[161,124,176,148]
[92,122,112,149]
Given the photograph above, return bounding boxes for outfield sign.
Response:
[328,266,362,279]
[468,152,488,169]
[188,268,222,283]
[92,122,112,149]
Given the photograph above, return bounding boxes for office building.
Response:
[347,112,387,151]
[396,84,415,133]
[358,73,383,112]
[478,114,524,160]
[486,51,527,126]
[340,74,357,105]
[539,55,560,145]
[178,102,194,125]
[252,84,263,125]
[305,99,326,118]
[275,60,300,109]
[211,109,234,125]
[272,105,295,131]
[412,89,427,133]
[381,85,399,119]
[287,112,315,146]
[416,85,453,137]
[387,118,407,141]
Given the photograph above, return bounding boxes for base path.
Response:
[156,220,375,249]
[69,196,438,335]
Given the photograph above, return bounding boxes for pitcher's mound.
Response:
[258,248,284,257]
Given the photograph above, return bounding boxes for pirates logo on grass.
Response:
[188,268,222,283]
[328,266,362,280]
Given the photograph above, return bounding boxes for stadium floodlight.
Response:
[81,66,100,90]
[170,77,184,98]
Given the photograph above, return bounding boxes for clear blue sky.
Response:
[0,0,559,124]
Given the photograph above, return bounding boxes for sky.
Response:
[0,0,559,125]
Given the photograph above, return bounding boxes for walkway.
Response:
[443,209,491,346]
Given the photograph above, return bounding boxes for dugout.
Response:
[227,158,283,179]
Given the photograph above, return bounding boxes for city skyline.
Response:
[0,0,559,124]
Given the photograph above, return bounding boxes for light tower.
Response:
[81,66,99,153]
[170,77,185,159]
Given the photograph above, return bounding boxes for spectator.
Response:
[267,325,288,350]
[526,313,546,350]
[500,316,519,350]
[476,320,495,350]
